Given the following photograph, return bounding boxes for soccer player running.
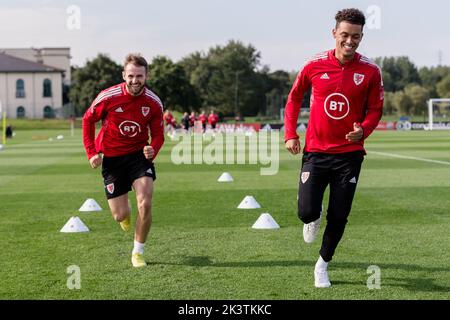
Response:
[82,54,165,268]
[208,110,219,130]
[198,110,208,132]
[284,8,383,287]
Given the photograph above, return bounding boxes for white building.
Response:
[0,48,71,119]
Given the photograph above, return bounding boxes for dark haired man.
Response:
[82,53,165,268]
[284,8,383,287]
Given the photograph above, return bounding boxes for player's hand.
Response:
[346,123,364,142]
[143,146,154,159]
[285,139,301,155]
[89,154,102,169]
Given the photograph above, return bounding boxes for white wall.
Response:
[0,72,62,119]
[0,73,8,115]
[40,48,71,85]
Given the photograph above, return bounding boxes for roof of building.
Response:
[0,52,64,73]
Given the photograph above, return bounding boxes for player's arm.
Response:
[360,68,384,140]
[146,102,165,160]
[284,64,311,154]
[82,99,106,168]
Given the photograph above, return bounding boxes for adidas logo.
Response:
[349,177,357,183]
[146,168,153,174]
[320,73,330,80]
[115,107,124,112]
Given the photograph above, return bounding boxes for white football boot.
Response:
[314,256,331,288]
[314,268,332,288]
[303,206,323,244]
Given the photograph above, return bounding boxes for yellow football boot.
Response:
[119,216,131,232]
[131,253,147,268]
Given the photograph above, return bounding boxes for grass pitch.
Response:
[0,129,449,299]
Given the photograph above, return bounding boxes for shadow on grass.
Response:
[150,256,450,293]
[381,277,450,293]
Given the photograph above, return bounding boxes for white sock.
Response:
[315,256,329,271]
[132,240,145,255]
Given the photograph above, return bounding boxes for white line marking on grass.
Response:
[370,151,450,166]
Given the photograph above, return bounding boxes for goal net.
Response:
[427,98,450,130]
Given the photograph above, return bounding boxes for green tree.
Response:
[392,90,413,116]
[375,56,421,92]
[148,56,200,112]
[262,70,291,117]
[208,40,262,116]
[403,84,430,116]
[419,66,450,97]
[436,74,450,98]
[69,54,122,115]
[383,91,396,115]
[180,40,264,116]
[179,52,204,83]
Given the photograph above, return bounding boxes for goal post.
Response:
[427,98,450,130]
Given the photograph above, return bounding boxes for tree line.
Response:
[69,40,450,118]
[376,57,450,117]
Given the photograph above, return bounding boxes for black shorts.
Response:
[101,150,156,199]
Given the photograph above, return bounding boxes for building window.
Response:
[16,79,25,98]
[43,79,52,97]
[17,106,26,119]
[43,106,54,118]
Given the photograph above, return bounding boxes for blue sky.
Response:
[1,0,449,71]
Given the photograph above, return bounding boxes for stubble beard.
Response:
[127,82,145,96]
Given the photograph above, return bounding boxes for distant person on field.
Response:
[5,125,13,138]
[189,111,197,128]
[198,110,207,132]
[82,53,165,268]
[284,8,383,288]
[208,110,219,130]
[181,112,190,130]
[163,109,175,131]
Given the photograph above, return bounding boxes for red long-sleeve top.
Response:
[82,83,165,160]
[284,49,384,153]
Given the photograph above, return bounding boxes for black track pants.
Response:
[298,151,364,262]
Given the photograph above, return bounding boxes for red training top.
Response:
[208,114,219,125]
[198,114,207,124]
[189,114,196,126]
[284,49,384,154]
[82,83,165,160]
[163,112,174,125]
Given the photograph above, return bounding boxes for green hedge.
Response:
[2,119,82,130]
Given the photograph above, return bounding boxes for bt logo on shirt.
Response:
[119,120,141,137]
[324,93,350,120]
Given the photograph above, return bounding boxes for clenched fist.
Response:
[89,154,102,169]
[143,146,154,159]
[285,139,301,155]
